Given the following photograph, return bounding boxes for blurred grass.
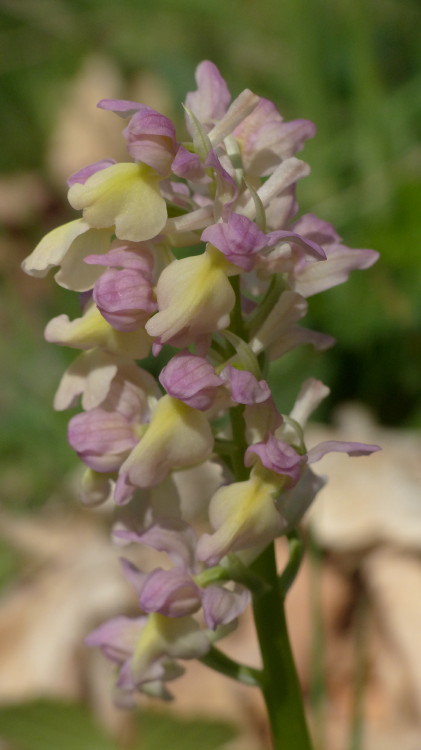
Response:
[0,700,236,750]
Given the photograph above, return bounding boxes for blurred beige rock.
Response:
[47,56,127,186]
[307,405,421,551]
[363,548,421,716]
[0,173,50,227]
[47,56,175,189]
[0,510,132,702]
[305,405,421,750]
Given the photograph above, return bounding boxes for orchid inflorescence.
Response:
[23,61,379,709]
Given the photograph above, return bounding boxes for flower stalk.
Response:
[200,645,261,688]
[251,541,314,750]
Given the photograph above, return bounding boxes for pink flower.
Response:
[86,241,158,331]
[289,214,379,297]
[67,362,159,473]
[199,433,380,563]
[233,97,316,176]
[202,213,324,272]
[86,612,212,702]
[115,519,250,628]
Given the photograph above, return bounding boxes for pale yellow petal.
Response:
[121,395,213,488]
[198,471,284,562]
[21,218,89,277]
[53,350,118,411]
[54,226,112,291]
[68,162,167,242]
[146,248,235,345]
[45,303,151,359]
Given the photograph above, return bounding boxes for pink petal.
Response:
[201,214,266,271]
[220,365,271,405]
[85,241,154,273]
[201,585,250,629]
[97,99,143,117]
[85,615,146,661]
[159,352,222,410]
[171,145,205,180]
[123,107,177,175]
[307,440,381,464]
[245,435,305,485]
[68,408,137,472]
[115,519,196,568]
[139,568,201,617]
[185,61,231,128]
[93,267,157,331]
[67,159,116,186]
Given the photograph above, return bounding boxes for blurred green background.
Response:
[0,0,420,745]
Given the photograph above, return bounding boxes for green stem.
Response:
[278,530,305,599]
[229,405,249,481]
[195,556,267,597]
[251,542,314,750]
[209,267,312,748]
[200,645,261,687]
[248,274,285,337]
[229,275,248,341]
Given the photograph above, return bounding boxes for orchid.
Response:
[85,612,213,703]
[23,60,380,750]
[115,518,250,628]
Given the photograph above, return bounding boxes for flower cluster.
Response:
[23,61,379,703]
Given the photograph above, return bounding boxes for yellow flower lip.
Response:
[197,469,285,565]
[68,162,168,242]
[44,302,151,359]
[145,246,236,347]
[118,394,214,490]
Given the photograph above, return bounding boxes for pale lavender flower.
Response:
[67,363,158,473]
[199,432,380,564]
[115,519,250,629]
[68,408,138,472]
[86,612,212,702]
[266,213,380,296]
[202,212,325,272]
[233,97,316,176]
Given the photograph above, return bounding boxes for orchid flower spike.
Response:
[22,59,380,711]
